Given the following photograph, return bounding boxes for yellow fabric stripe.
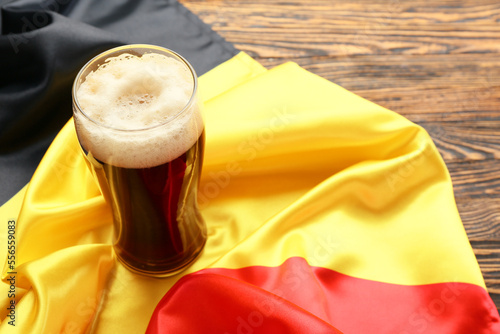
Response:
[198,59,484,288]
[0,185,26,226]
[198,51,267,102]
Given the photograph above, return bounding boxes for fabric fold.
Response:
[147,257,500,334]
[146,268,344,334]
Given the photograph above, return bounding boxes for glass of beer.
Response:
[72,45,207,277]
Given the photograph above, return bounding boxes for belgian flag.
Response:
[1,1,499,333]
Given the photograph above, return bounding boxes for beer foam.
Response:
[74,52,203,168]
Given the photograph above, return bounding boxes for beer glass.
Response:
[72,45,207,277]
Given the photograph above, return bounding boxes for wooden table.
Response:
[180,0,500,312]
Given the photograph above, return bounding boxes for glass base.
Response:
[113,239,206,278]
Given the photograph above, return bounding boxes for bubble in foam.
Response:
[75,51,203,168]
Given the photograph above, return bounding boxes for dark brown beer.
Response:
[72,45,207,277]
[84,132,205,275]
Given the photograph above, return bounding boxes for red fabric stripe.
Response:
[146,257,500,334]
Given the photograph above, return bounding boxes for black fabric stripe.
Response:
[0,0,238,205]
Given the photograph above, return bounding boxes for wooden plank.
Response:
[447,160,500,198]
[457,199,499,306]
[423,122,500,161]
[459,199,500,240]
[182,0,500,58]
[471,240,500,310]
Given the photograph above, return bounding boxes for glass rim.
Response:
[72,44,199,132]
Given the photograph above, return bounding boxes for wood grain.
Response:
[180,0,500,312]
[183,0,500,58]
